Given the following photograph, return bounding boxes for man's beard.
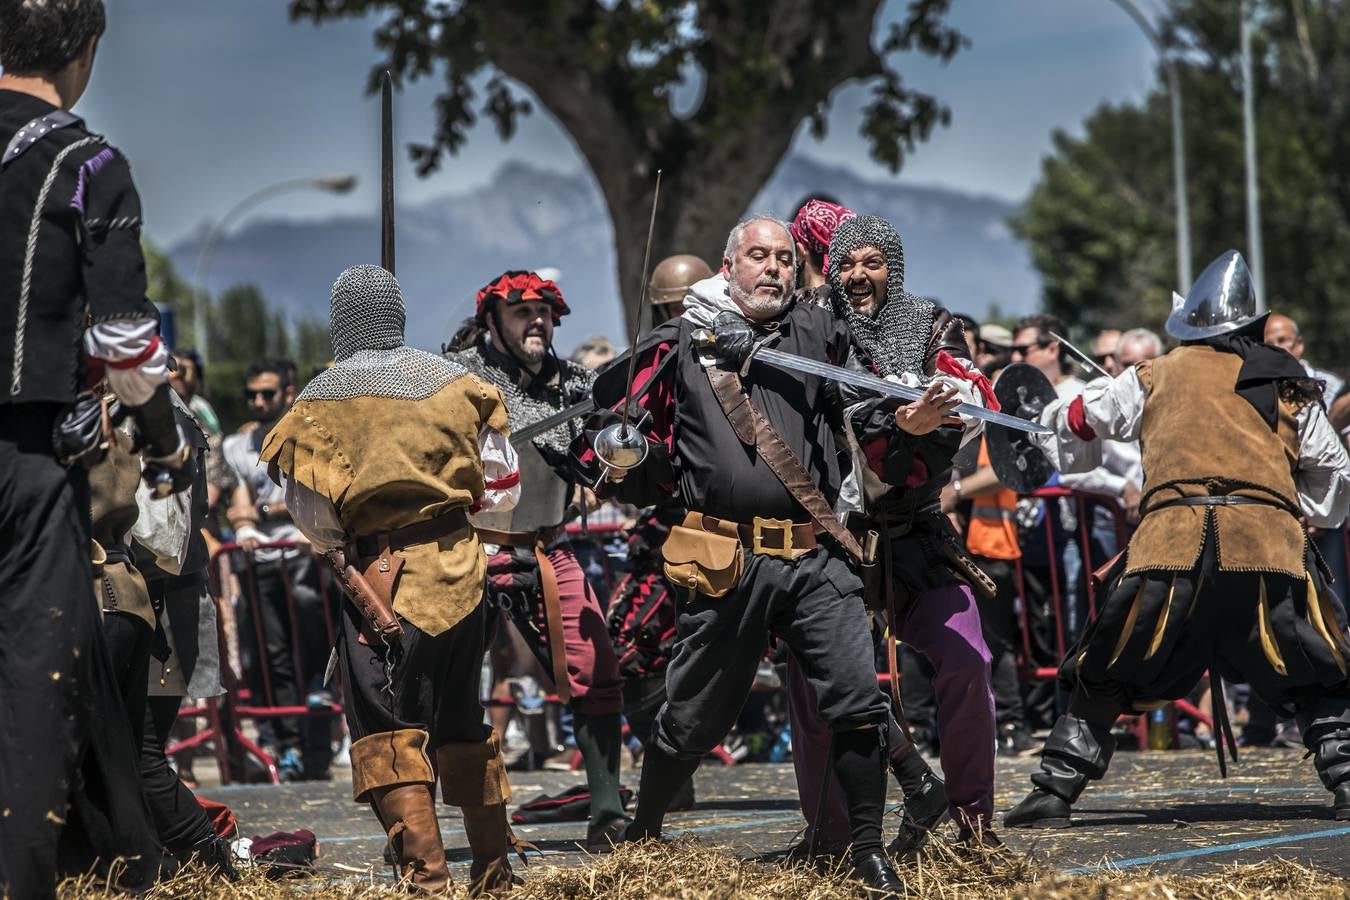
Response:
[728,273,792,318]
[507,329,550,366]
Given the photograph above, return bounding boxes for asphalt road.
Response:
[196,745,1349,885]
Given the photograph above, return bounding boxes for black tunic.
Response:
[583,300,854,522]
[0,90,157,407]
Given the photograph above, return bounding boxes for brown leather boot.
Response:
[371,783,451,893]
[461,801,520,895]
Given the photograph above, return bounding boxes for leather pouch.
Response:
[661,520,743,599]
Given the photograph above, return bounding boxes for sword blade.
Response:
[1049,330,1110,379]
[380,70,395,275]
[753,347,1051,434]
[511,398,596,443]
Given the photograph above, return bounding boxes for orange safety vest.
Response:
[965,437,1020,561]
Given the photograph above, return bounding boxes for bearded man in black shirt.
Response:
[572,216,905,897]
[1,2,191,894]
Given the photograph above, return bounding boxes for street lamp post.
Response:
[1109,0,1193,291]
[191,173,357,363]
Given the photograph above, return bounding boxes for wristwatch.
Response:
[952,478,963,501]
[258,502,271,521]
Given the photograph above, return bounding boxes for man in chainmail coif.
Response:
[807,214,1002,851]
[261,265,525,893]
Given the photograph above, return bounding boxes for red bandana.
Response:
[791,200,856,271]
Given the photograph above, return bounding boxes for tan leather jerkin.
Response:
[661,512,745,600]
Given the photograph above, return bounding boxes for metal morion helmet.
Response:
[649,254,713,306]
[330,264,406,361]
[1165,250,1260,340]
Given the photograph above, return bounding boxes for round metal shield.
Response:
[988,363,1058,494]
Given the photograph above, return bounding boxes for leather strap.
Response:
[880,524,914,744]
[2,109,83,168]
[350,508,469,559]
[533,542,572,704]
[705,366,862,561]
[1148,495,1266,510]
[475,527,537,547]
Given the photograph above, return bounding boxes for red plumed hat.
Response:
[475,270,570,325]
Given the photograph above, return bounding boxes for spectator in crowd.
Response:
[1092,328,1123,377]
[976,324,1013,377]
[954,312,981,361]
[571,335,615,370]
[169,349,221,434]
[1265,314,1344,407]
[224,359,333,781]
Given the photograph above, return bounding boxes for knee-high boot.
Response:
[573,711,628,850]
[439,733,521,895]
[351,730,448,893]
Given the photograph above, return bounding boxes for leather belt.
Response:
[1145,494,1268,514]
[102,545,134,567]
[347,508,469,560]
[972,505,1016,521]
[696,513,819,557]
[475,524,571,704]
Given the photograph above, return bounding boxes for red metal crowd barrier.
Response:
[1009,487,1212,748]
[172,540,343,784]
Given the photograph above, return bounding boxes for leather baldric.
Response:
[705,366,862,561]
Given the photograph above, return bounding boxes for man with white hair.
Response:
[573,215,907,896]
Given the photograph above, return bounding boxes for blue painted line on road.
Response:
[1063,824,1350,874]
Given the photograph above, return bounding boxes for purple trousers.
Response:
[791,581,996,838]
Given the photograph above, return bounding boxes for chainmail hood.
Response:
[445,339,595,455]
[330,264,405,361]
[299,266,469,401]
[827,215,936,378]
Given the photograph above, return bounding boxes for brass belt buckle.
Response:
[752,516,795,559]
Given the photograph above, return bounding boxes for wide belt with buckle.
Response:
[348,508,470,560]
[696,514,819,559]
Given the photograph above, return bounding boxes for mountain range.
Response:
[168,154,1041,354]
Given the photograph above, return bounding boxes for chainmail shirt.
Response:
[299,264,470,401]
[827,215,936,378]
[446,341,595,456]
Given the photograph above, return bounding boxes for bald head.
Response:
[1264,314,1303,360]
[1116,328,1163,368]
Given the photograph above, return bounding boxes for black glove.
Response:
[52,393,126,468]
[143,445,196,498]
[131,384,191,497]
[131,383,185,460]
[712,311,756,365]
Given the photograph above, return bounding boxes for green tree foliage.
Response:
[141,243,330,430]
[1012,0,1350,366]
[289,0,966,329]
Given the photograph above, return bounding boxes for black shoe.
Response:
[1335,784,1350,821]
[764,837,847,870]
[954,824,1008,859]
[585,815,633,853]
[902,768,949,830]
[852,851,905,899]
[188,835,241,881]
[1004,788,1071,828]
[887,767,950,857]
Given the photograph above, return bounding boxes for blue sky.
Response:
[75,0,1164,248]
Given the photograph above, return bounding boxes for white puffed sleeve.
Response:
[85,318,171,406]
[478,425,521,514]
[1295,402,1350,529]
[1031,368,1147,474]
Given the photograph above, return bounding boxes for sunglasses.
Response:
[245,388,279,401]
[1093,353,1117,365]
[1010,339,1052,355]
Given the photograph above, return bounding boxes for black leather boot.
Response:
[852,850,905,899]
[189,834,241,881]
[1301,717,1350,820]
[1006,714,1115,829]
[887,750,950,857]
